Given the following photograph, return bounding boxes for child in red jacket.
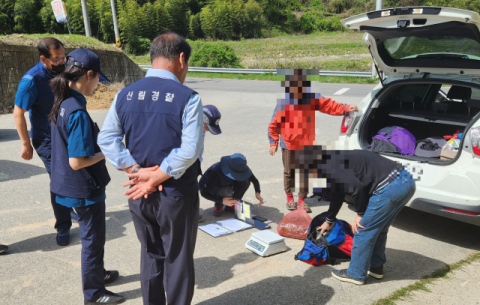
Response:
[268,69,357,212]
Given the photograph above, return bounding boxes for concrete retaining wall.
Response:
[0,44,145,113]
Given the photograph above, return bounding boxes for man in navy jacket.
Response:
[99,32,203,305]
[13,37,78,246]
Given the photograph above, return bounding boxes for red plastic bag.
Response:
[277,208,313,240]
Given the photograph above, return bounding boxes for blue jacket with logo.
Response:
[115,77,199,196]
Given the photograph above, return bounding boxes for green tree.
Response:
[213,0,233,40]
[300,12,315,33]
[199,5,215,38]
[190,42,241,67]
[93,0,115,42]
[189,13,204,39]
[118,0,154,54]
[229,0,246,39]
[14,0,44,33]
[65,0,86,35]
[165,0,189,37]
[0,0,16,34]
[39,0,68,34]
[244,0,264,38]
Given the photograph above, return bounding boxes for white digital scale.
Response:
[245,230,287,257]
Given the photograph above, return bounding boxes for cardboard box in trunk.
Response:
[440,147,458,161]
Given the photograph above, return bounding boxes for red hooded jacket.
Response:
[268,97,347,151]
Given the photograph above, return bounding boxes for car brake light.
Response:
[470,127,480,156]
[444,208,480,216]
[340,112,355,134]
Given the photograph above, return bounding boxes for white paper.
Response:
[217,218,252,232]
[199,224,233,237]
[235,201,245,221]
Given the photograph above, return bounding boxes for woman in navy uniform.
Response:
[49,49,124,304]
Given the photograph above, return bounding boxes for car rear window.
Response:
[472,88,480,100]
[399,84,429,99]
[384,36,480,60]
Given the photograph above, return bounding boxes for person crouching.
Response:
[199,153,264,217]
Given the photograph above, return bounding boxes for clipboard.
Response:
[235,200,255,225]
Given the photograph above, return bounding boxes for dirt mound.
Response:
[86,83,124,111]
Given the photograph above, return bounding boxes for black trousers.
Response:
[76,201,106,302]
[129,193,199,305]
[33,137,72,231]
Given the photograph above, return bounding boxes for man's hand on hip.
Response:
[352,215,364,234]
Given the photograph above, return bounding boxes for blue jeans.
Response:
[347,170,415,281]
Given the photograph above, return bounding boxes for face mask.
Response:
[50,64,65,74]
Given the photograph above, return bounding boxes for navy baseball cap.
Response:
[203,105,221,135]
[66,49,110,82]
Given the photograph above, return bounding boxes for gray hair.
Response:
[150,32,191,63]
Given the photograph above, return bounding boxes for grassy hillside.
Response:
[0,34,120,52]
[131,31,372,71]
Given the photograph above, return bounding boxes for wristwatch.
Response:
[132,166,142,174]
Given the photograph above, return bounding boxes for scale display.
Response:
[247,239,265,253]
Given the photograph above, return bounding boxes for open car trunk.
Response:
[358,79,480,163]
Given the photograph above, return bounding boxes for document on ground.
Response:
[216,218,253,232]
[199,224,233,237]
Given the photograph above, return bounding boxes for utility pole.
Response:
[109,0,121,47]
[372,0,383,78]
[81,0,92,37]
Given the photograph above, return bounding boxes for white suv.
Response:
[338,7,480,225]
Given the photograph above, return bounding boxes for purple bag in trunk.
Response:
[372,127,416,156]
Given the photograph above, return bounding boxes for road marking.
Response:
[333,88,350,95]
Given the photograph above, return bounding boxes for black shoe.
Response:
[0,244,8,254]
[56,228,70,246]
[104,270,119,284]
[368,265,384,279]
[331,269,364,285]
[84,290,125,304]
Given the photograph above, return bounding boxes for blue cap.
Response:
[220,153,252,181]
[66,49,110,82]
[203,105,221,135]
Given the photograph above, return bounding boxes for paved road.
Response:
[1,77,479,305]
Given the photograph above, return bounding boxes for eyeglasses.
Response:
[47,56,66,65]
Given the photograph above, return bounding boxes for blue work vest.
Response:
[51,96,110,198]
[24,61,57,140]
[116,77,199,196]
[199,162,234,188]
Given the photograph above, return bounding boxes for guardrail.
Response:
[138,65,372,78]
